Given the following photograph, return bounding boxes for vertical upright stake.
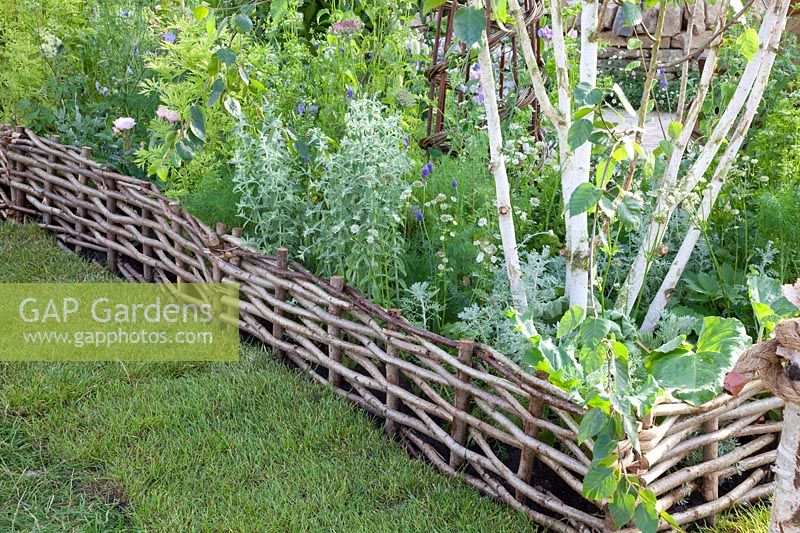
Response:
[105,177,118,273]
[273,247,289,360]
[385,308,402,437]
[212,222,226,284]
[75,147,91,253]
[43,135,58,228]
[449,339,475,469]
[701,418,719,522]
[516,392,544,500]
[169,202,183,283]
[327,275,345,389]
[142,208,153,281]
[12,126,26,223]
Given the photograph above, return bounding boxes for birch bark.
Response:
[642,17,784,330]
[770,402,800,532]
[616,0,785,316]
[476,19,529,313]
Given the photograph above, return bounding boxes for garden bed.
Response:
[0,125,782,532]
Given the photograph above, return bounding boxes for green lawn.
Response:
[0,221,772,532]
[0,221,535,531]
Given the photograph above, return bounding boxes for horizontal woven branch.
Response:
[0,124,781,531]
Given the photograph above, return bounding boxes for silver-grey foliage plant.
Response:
[232,97,413,303]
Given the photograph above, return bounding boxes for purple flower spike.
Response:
[163,31,177,44]
[421,161,433,180]
[451,178,458,188]
[537,26,553,41]
[308,104,319,114]
[656,68,668,89]
[412,205,423,221]
[403,135,410,149]
[346,87,354,99]
[297,103,305,115]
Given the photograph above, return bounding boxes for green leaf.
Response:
[194,6,209,20]
[578,408,607,444]
[748,274,798,323]
[568,119,594,150]
[596,159,615,188]
[579,317,618,346]
[622,2,643,27]
[627,38,642,50]
[574,106,595,120]
[175,140,195,161]
[736,27,760,62]
[583,464,617,500]
[568,183,602,216]
[234,13,254,33]
[668,121,683,140]
[592,425,617,459]
[574,82,603,106]
[525,338,577,374]
[453,7,486,48]
[206,13,216,36]
[189,106,206,142]
[610,489,636,528]
[270,0,288,22]
[611,144,629,161]
[208,78,225,107]
[558,305,586,338]
[422,0,448,13]
[654,335,687,354]
[491,0,509,22]
[633,502,659,533]
[647,317,751,405]
[618,193,643,227]
[624,60,642,72]
[224,96,242,118]
[217,47,237,66]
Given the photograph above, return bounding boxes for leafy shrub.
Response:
[233,97,412,304]
[0,0,158,175]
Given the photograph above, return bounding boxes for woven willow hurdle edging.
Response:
[0,125,782,531]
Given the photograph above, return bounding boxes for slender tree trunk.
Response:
[572,0,599,310]
[642,21,783,330]
[616,0,787,316]
[477,24,529,314]
[770,402,800,531]
[508,0,563,128]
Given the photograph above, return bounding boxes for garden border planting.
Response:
[0,125,783,531]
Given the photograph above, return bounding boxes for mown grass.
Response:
[0,221,772,531]
[0,221,536,531]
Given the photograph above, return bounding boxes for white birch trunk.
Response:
[641,19,783,331]
[568,0,599,310]
[549,0,591,309]
[770,402,800,531]
[616,0,785,316]
[477,26,529,314]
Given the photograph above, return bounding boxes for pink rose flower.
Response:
[112,117,136,134]
[156,107,181,123]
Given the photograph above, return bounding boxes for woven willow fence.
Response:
[0,125,783,531]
